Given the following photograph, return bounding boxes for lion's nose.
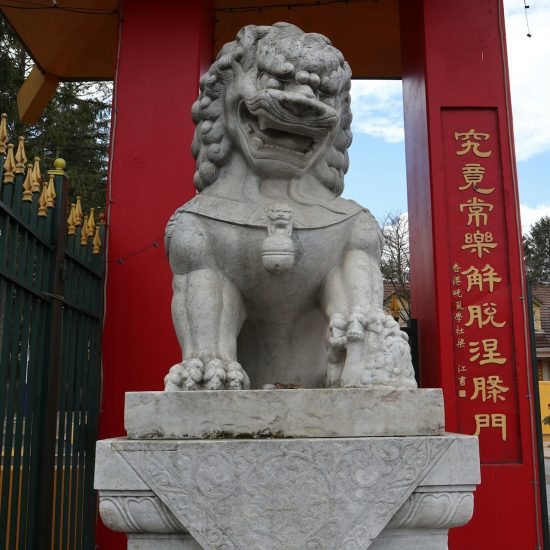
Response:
[279,93,323,118]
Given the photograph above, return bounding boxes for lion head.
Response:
[191,22,353,196]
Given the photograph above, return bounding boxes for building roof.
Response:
[531,283,550,356]
[1,0,401,82]
[532,283,550,335]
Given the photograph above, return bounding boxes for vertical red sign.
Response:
[442,108,521,463]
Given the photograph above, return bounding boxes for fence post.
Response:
[35,161,69,550]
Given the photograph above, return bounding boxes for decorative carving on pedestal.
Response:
[99,491,182,533]
[388,490,475,529]
[96,434,479,550]
[106,438,453,550]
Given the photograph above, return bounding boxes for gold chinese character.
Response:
[471,376,510,403]
[455,301,464,311]
[473,413,507,441]
[459,197,494,227]
[457,364,467,373]
[459,375,467,386]
[465,303,506,329]
[453,289,463,298]
[456,327,465,335]
[461,264,502,292]
[462,231,497,258]
[452,263,461,273]
[452,276,461,285]
[455,312,463,322]
[459,164,495,194]
[456,338,466,348]
[454,129,492,157]
[469,339,507,365]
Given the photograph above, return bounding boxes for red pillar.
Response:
[97,1,213,547]
[400,0,544,547]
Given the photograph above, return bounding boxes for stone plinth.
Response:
[125,388,444,439]
[95,389,480,550]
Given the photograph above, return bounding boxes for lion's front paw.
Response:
[165,357,251,391]
[202,359,251,390]
[226,361,250,389]
[164,359,205,391]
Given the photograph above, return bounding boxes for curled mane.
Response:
[191,22,353,196]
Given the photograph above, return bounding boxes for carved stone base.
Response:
[96,433,479,549]
[125,388,445,439]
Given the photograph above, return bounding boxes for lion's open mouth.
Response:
[239,102,316,162]
[238,91,338,167]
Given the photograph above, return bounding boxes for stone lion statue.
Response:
[164,22,417,391]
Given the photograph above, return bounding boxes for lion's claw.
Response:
[226,361,250,390]
[164,358,250,391]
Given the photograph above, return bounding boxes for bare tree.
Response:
[379,211,411,322]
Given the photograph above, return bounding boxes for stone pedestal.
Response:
[95,389,480,549]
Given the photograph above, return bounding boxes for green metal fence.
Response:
[0,114,105,550]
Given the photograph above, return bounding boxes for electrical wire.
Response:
[523,0,532,37]
[0,1,117,15]
[215,0,373,14]
[115,235,164,265]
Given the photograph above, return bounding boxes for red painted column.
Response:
[400,1,543,548]
[96,1,213,547]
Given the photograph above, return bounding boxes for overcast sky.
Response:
[344,0,550,235]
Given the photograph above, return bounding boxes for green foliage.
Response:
[0,15,111,211]
[524,216,550,283]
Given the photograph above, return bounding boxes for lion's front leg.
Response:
[165,268,249,391]
[164,215,249,391]
[322,219,416,389]
[323,247,383,388]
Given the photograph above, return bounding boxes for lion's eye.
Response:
[267,77,283,89]
[258,73,283,90]
[319,92,335,105]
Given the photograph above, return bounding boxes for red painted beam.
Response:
[96,1,214,547]
[400,1,543,548]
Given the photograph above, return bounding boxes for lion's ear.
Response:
[234,25,270,71]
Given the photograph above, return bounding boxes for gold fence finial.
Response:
[81,215,89,245]
[92,225,102,254]
[15,136,27,174]
[67,203,76,235]
[87,207,96,235]
[22,163,33,201]
[75,196,83,226]
[38,183,48,216]
[3,143,16,183]
[31,156,42,193]
[48,157,66,176]
[46,173,56,208]
[0,113,7,156]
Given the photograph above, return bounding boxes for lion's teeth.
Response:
[251,137,263,149]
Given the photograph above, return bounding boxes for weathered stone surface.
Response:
[128,535,201,550]
[163,22,417,392]
[95,434,479,550]
[125,388,445,439]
